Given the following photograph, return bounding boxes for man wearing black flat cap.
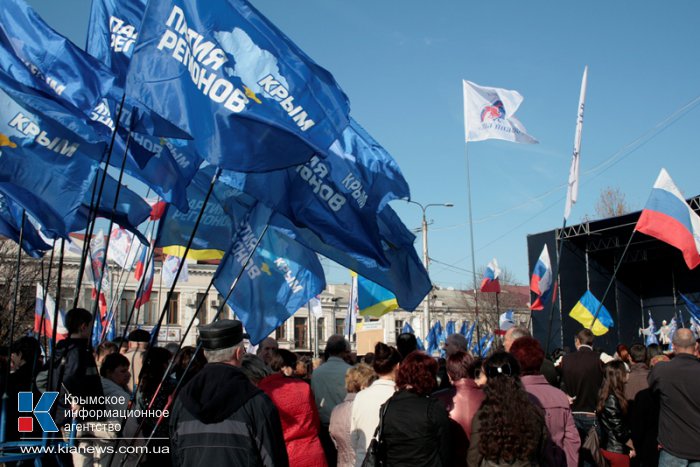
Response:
[170,319,288,467]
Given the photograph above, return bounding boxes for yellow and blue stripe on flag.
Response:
[357,274,399,318]
[569,290,614,336]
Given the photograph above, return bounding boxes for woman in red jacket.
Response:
[258,349,328,467]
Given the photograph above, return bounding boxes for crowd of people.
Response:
[2,308,700,467]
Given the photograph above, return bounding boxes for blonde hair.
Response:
[345,363,377,393]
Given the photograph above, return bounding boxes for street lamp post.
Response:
[407,201,454,342]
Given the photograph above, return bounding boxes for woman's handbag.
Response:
[361,399,391,467]
[582,425,610,467]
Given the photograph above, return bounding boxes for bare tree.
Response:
[0,240,44,346]
[594,186,631,219]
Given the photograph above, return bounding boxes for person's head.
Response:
[395,351,438,396]
[373,342,401,378]
[443,333,468,357]
[199,319,248,366]
[628,344,646,364]
[446,350,475,382]
[575,328,595,348]
[100,352,130,388]
[672,328,696,355]
[96,341,118,367]
[10,336,40,370]
[324,335,350,359]
[65,308,92,338]
[139,347,172,397]
[509,336,544,376]
[295,356,313,380]
[616,344,631,363]
[362,353,375,365]
[240,354,272,385]
[345,363,377,393]
[111,337,128,354]
[476,351,543,463]
[240,353,272,386]
[268,349,298,376]
[165,342,180,358]
[174,346,207,377]
[504,326,531,352]
[396,333,418,360]
[128,329,150,350]
[256,337,278,365]
[597,360,629,415]
[646,343,661,364]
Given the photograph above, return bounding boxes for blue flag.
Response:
[446,320,456,337]
[680,293,700,322]
[214,202,326,345]
[416,336,425,351]
[0,74,102,238]
[126,0,350,172]
[426,320,442,356]
[401,322,415,335]
[473,334,489,356]
[157,165,240,259]
[0,0,118,126]
[459,320,469,337]
[0,193,51,258]
[480,334,495,358]
[357,276,398,318]
[466,322,477,350]
[87,0,147,89]
[71,170,150,243]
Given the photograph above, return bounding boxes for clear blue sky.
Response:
[27,0,700,289]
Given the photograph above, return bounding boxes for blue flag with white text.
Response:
[0,193,51,258]
[214,202,326,345]
[126,0,350,172]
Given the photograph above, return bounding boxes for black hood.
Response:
[178,363,261,423]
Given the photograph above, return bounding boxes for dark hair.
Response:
[597,360,628,415]
[139,347,172,400]
[128,329,150,343]
[446,351,474,381]
[477,352,544,463]
[268,349,298,372]
[396,333,418,359]
[373,342,401,376]
[646,343,661,365]
[11,336,40,368]
[325,335,349,357]
[100,352,129,377]
[629,344,646,364]
[395,351,438,396]
[576,328,595,346]
[174,346,207,384]
[510,337,544,375]
[65,308,92,334]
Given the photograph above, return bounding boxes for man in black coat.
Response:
[558,328,603,465]
[170,319,288,467]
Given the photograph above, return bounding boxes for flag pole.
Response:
[38,239,57,356]
[3,210,26,400]
[47,239,65,389]
[464,141,481,345]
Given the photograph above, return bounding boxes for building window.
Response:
[335,318,345,336]
[167,292,179,324]
[275,324,286,340]
[196,293,208,323]
[294,317,307,349]
[316,317,325,344]
[395,319,404,342]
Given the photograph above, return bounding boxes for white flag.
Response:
[344,274,358,337]
[308,296,323,318]
[463,80,538,144]
[163,254,189,287]
[108,227,139,270]
[564,66,588,220]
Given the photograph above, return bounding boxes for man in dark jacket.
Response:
[558,328,603,466]
[648,329,700,465]
[170,319,288,467]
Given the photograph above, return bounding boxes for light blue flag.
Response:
[459,321,469,337]
[473,334,489,356]
[214,202,326,345]
[0,73,102,238]
[426,321,442,356]
[126,0,350,172]
[401,322,415,335]
[480,335,495,358]
[416,336,425,351]
[0,193,51,258]
[357,276,398,318]
[466,322,477,350]
[680,293,700,322]
[446,320,456,337]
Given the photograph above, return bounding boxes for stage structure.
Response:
[528,195,700,353]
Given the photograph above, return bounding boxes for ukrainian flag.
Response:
[357,274,399,318]
[569,290,614,336]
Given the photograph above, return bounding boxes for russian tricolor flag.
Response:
[530,245,553,310]
[34,284,68,341]
[636,168,700,270]
[134,258,155,309]
[480,258,501,293]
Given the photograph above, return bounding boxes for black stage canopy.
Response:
[527,195,700,354]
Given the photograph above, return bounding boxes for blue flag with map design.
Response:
[214,202,325,345]
[126,0,350,172]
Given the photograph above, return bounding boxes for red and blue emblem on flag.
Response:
[480,100,506,122]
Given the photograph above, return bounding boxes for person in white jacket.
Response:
[350,342,401,466]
